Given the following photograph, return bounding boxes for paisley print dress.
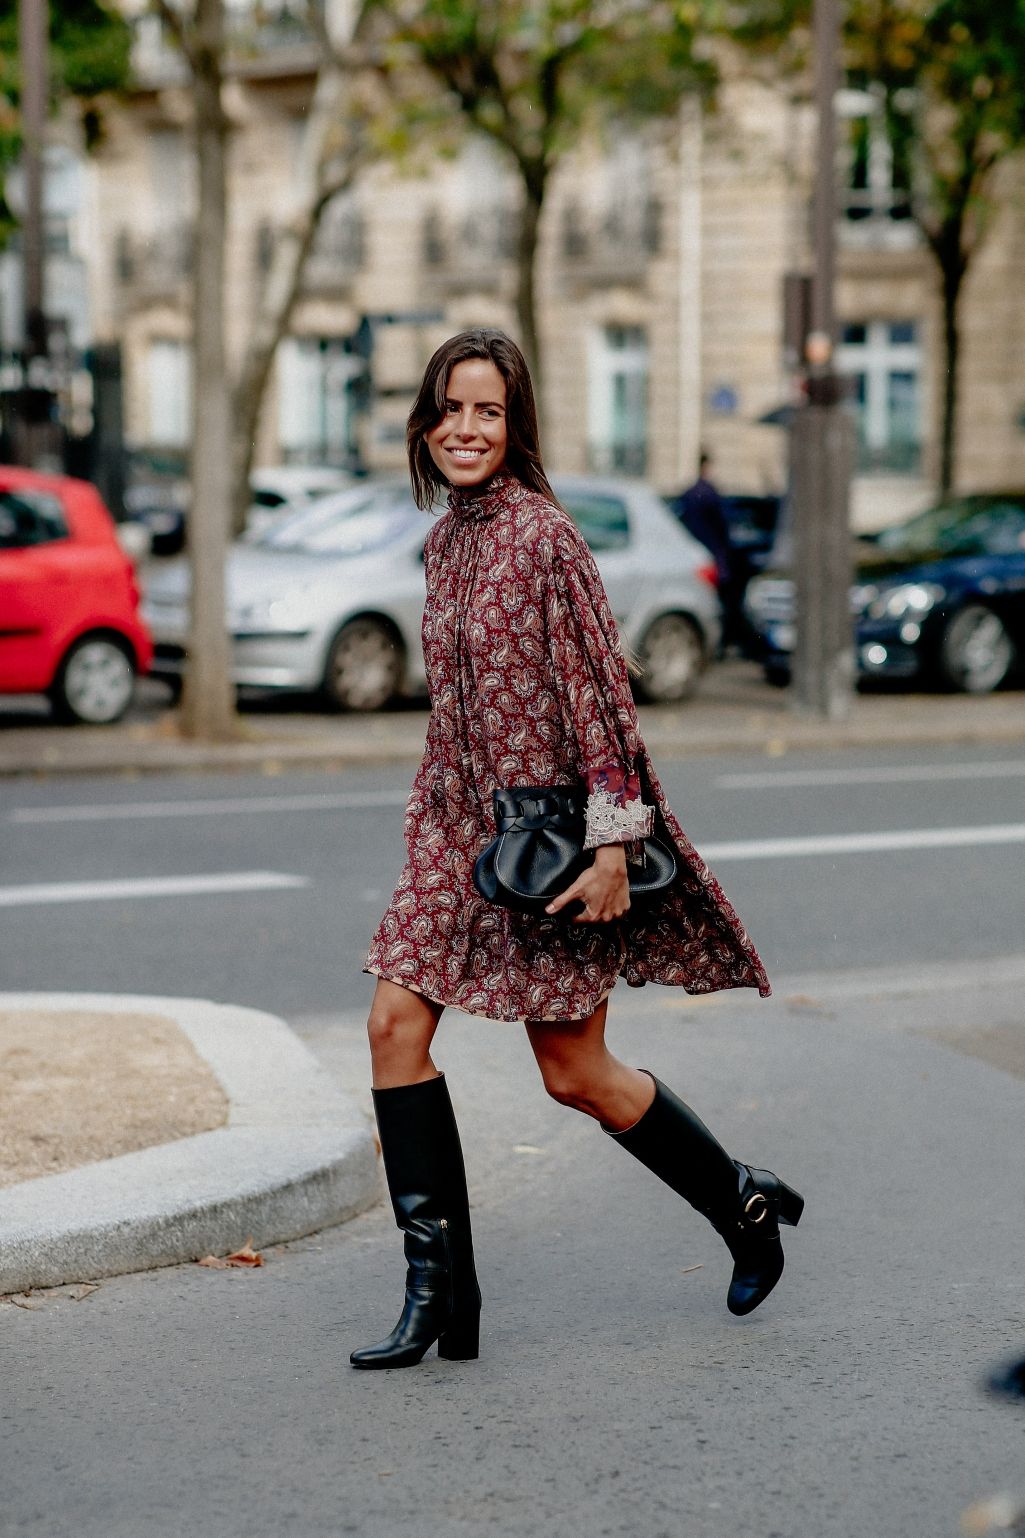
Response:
[364,471,770,1022]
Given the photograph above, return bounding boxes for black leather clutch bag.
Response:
[472,784,677,916]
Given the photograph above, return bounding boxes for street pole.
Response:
[790,0,855,719]
[16,0,61,468]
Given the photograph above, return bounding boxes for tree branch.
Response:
[150,0,198,73]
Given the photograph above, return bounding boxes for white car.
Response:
[247,466,357,536]
[143,475,721,710]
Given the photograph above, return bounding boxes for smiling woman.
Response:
[348,328,802,1374]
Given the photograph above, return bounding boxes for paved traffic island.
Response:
[0,994,380,1296]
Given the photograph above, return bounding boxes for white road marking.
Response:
[8,790,410,824]
[0,871,308,908]
[700,822,1025,861]
[12,759,1025,823]
[717,761,1025,790]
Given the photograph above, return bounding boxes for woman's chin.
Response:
[447,460,503,488]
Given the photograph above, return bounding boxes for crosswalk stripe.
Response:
[717,761,1025,790]
[0,871,308,908]
[8,790,410,824]
[700,823,1025,861]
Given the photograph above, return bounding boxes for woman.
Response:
[353,329,802,1370]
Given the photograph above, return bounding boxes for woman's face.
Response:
[425,358,508,489]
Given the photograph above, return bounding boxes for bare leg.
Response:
[525,998,656,1131]
[367,978,445,1088]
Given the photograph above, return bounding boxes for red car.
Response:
[0,466,153,724]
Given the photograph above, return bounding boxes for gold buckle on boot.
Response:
[743,1191,769,1224]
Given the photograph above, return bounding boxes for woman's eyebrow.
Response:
[445,396,506,409]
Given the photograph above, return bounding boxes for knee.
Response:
[366,997,427,1064]
[537,1062,597,1117]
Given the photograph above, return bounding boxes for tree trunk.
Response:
[937,261,963,499]
[513,165,546,401]
[230,55,359,536]
[181,0,236,740]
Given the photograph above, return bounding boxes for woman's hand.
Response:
[545,844,630,924]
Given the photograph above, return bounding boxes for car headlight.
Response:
[851,583,879,615]
[866,582,945,622]
[231,593,312,633]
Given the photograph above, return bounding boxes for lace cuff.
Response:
[582,764,655,850]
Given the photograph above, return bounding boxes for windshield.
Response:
[873,497,1025,560]
[253,485,421,555]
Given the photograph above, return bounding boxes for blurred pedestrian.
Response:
[672,451,744,654]
[351,330,803,1371]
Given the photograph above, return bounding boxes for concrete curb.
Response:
[0,993,381,1295]
[0,689,1015,781]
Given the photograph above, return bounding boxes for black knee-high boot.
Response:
[607,1075,804,1316]
[350,1074,481,1369]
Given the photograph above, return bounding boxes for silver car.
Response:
[143,475,721,710]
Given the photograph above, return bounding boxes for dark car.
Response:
[720,493,784,587]
[667,490,782,655]
[744,492,1025,693]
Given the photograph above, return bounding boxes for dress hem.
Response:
[364,966,615,1024]
[363,964,769,1019]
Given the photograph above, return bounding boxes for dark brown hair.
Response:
[407,329,559,510]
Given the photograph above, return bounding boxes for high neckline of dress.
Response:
[446,469,521,522]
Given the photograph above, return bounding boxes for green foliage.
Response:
[847,0,1025,261]
[0,0,130,242]
[367,0,715,181]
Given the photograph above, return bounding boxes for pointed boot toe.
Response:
[722,1165,803,1317]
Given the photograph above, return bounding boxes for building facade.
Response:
[73,26,1025,525]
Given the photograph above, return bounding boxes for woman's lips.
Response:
[446,447,488,461]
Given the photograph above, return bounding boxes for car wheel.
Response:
[938,604,1015,693]
[635,613,707,703]
[323,617,404,712]
[50,634,136,725]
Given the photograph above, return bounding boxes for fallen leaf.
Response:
[9,1293,44,1310]
[65,1283,100,1301]
[197,1239,264,1269]
[961,1494,1023,1536]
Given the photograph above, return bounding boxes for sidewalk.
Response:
[0,994,379,1296]
[1,663,1022,777]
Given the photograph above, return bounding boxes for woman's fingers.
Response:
[545,879,586,916]
[545,876,630,924]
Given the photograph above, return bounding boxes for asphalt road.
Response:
[3,743,1025,1537]
[3,741,1025,1011]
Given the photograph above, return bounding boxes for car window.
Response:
[970,502,1025,554]
[722,496,780,548]
[873,497,1025,560]
[0,490,69,550]
[261,502,424,557]
[253,485,411,549]
[559,492,630,553]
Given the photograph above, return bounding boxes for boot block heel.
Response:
[438,1314,480,1361]
[777,1182,804,1227]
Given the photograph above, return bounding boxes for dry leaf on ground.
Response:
[197,1239,264,1269]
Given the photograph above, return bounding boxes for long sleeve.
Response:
[542,525,654,850]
